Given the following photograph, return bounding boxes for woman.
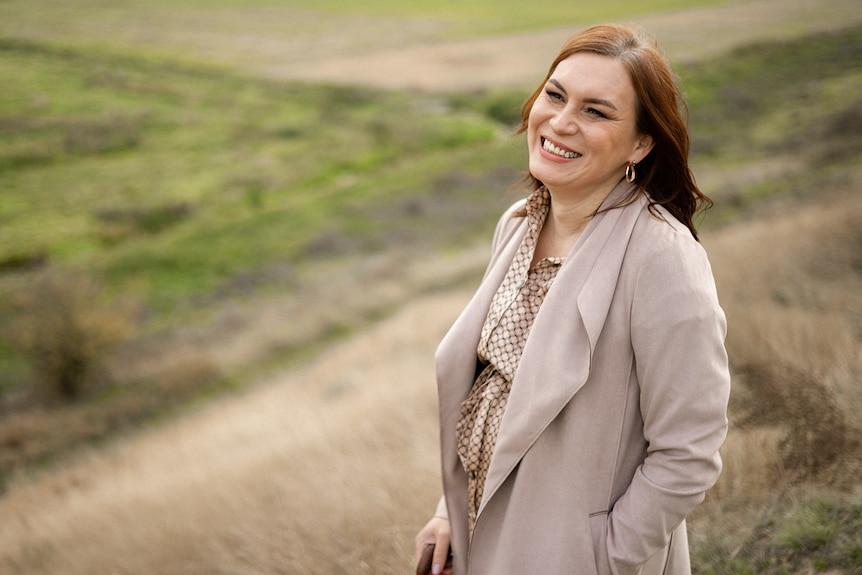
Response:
[415,24,730,575]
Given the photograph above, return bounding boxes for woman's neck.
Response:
[532,184,614,264]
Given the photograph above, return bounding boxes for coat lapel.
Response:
[435,214,528,488]
[480,182,646,513]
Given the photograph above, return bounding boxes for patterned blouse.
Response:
[456,187,564,539]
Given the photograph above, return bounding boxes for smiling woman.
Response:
[415,24,729,575]
[516,25,711,240]
[525,53,655,242]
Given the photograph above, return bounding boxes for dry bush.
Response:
[93,202,195,245]
[0,347,222,488]
[62,114,143,156]
[710,426,786,500]
[4,269,139,401]
[733,362,860,479]
[0,249,48,274]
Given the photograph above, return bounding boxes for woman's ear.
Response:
[634,133,655,163]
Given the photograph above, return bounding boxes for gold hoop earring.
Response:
[625,161,637,184]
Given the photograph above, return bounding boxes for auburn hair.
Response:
[516,24,711,240]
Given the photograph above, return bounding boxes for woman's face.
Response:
[527,52,653,199]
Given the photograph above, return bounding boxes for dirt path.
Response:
[263,0,861,91]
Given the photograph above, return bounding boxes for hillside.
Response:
[1,1,861,573]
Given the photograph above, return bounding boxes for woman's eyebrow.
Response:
[548,78,618,111]
[548,78,567,95]
[585,97,617,111]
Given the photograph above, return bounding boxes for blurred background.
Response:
[1,0,861,573]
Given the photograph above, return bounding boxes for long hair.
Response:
[516,24,711,240]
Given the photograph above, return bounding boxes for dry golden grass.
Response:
[689,177,862,560]
[0,288,475,574]
[709,188,862,388]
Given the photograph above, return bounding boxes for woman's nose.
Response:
[550,110,578,134]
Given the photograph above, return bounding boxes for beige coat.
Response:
[433,182,730,575]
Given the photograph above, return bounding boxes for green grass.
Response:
[0,38,520,317]
[678,24,862,225]
[680,25,862,160]
[692,496,862,574]
[0,21,859,345]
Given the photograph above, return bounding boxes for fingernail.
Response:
[432,564,442,575]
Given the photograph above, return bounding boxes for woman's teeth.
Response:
[543,138,580,159]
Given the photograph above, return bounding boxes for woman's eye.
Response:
[586,107,607,118]
[545,89,564,102]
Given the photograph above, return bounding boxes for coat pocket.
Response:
[589,511,611,575]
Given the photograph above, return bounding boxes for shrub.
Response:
[691,539,758,575]
[62,113,143,156]
[480,90,529,128]
[94,202,194,244]
[776,498,839,553]
[4,269,139,401]
[735,362,861,478]
[0,249,48,273]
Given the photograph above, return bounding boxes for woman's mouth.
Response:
[542,138,581,159]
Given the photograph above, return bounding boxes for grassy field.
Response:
[0,43,513,308]
[0,33,525,474]
[0,2,861,573]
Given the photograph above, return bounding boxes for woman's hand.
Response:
[414,516,453,574]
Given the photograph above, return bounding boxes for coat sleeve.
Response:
[606,229,730,575]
